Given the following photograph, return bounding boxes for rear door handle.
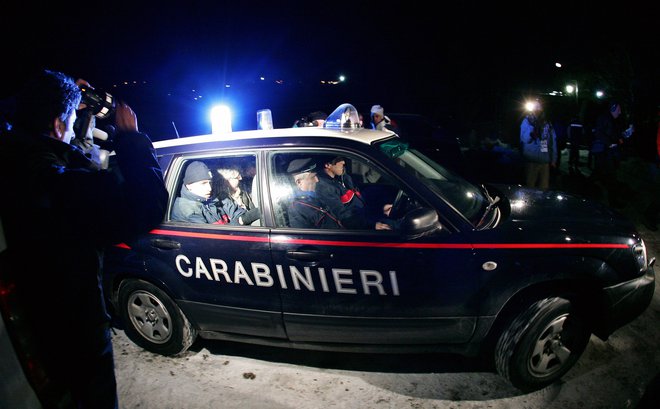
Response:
[150,239,181,250]
[286,249,331,262]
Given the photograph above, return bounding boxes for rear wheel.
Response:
[118,279,196,356]
[495,297,591,392]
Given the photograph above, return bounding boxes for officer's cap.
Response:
[287,158,316,175]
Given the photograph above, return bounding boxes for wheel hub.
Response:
[145,308,159,324]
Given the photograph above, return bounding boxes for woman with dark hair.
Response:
[217,166,260,225]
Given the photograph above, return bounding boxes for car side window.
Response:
[268,150,413,230]
[168,154,261,227]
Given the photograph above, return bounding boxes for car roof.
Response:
[152,127,396,150]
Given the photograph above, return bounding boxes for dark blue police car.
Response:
[103,104,655,392]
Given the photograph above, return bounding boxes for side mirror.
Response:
[400,207,441,239]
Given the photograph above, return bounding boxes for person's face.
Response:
[187,179,212,199]
[227,172,242,190]
[53,111,77,144]
[296,172,318,192]
[612,105,621,118]
[372,113,383,124]
[326,160,345,177]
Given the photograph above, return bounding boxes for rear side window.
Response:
[168,154,261,226]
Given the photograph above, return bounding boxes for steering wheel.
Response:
[388,189,406,219]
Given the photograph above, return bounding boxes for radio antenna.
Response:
[171,121,180,138]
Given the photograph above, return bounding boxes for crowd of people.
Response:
[517,99,660,230]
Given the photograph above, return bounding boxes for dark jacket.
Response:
[592,112,621,153]
[0,128,167,326]
[218,188,260,225]
[0,127,168,400]
[288,189,343,229]
[316,172,370,229]
[172,186,230,224]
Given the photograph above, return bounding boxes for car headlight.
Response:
[632,239,647,271]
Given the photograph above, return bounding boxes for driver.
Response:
[315,155,392,230]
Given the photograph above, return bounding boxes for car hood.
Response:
[493,184,635,235]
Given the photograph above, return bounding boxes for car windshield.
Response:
[376,138,489,225]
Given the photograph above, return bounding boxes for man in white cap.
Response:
[370,104,398,133]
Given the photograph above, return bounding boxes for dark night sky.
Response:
[1,2,657,138]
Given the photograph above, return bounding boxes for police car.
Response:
[103,103,655,392]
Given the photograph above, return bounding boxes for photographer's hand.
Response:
[75,78,93,110]
[115,102,139,133]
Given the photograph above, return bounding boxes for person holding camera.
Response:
[0,69,168,408]
[520,103,557,190]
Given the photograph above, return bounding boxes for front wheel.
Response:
[495,297,591,392]
[118,279,197,356]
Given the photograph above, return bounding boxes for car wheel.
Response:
[494,297,591,392]
[118,279,197,356]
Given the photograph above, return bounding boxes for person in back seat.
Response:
[217,167,260,225]
[171,161,232,224]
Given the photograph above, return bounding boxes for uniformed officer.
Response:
[316,155,391,230]
[287,158,344,229]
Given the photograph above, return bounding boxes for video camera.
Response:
[80,86,115,119]
[73,86,117,169]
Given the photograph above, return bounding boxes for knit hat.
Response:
[371,105,384,116]
[184,161,212,184]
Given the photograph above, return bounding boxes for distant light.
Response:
[565,84,575,94]
[259,76,265,81]
[210,105,232,134]
[339,75,346,82]
[510,200,525,210]
[595,90,605,98]
[555,62,562,68]
[225,84,231,88]
[524,100,540,112]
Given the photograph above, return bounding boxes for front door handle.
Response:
[286,249,331,262]
[151,238,181,250]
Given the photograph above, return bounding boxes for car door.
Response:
[126,152,285,339]
[266,149,480,345]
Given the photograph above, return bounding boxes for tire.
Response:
[494,297,591,392]
[118,279,197,356]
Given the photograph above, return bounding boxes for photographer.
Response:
[0,69,168,408]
